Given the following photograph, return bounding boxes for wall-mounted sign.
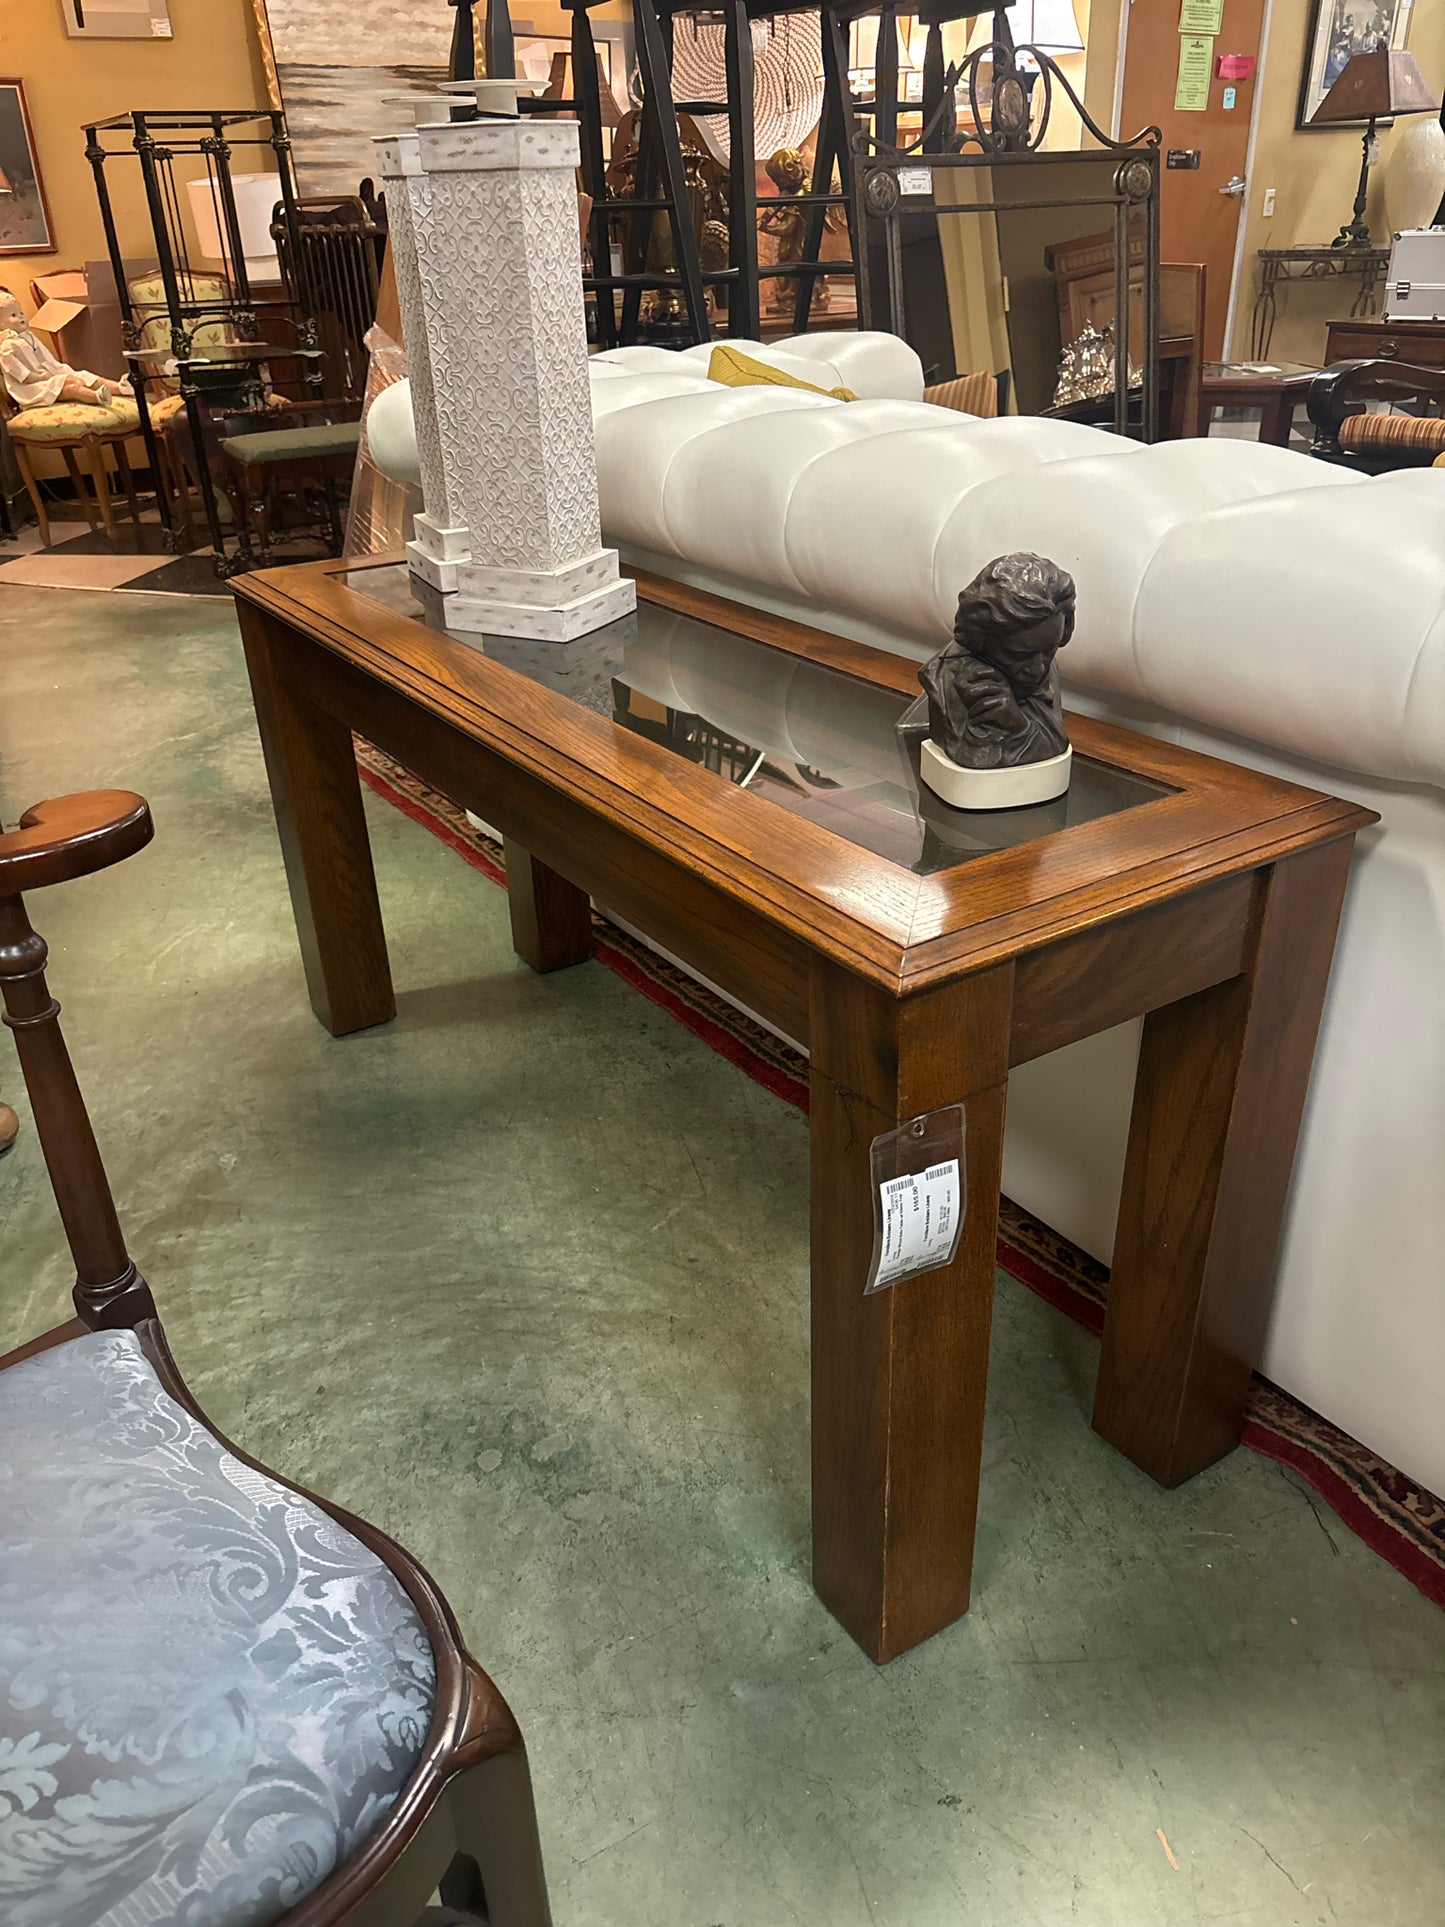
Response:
[1179,0,1224,33]
[1175,35,1214,112]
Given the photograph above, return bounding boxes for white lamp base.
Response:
[920,739,1072,810]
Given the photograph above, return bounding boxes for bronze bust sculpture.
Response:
[922,553,1076,767]
[917,553,1078,809]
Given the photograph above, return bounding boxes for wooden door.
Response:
[1120,0,1269,359]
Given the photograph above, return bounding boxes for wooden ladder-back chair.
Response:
[0,791,551,1927]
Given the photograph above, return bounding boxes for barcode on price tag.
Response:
[872,1158,961,1290]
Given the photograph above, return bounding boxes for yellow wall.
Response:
[1229,0,1445,361]
[1079,0,1445,364]
[0,0,271,314]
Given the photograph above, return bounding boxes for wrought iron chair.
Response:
[0,791,551,1927]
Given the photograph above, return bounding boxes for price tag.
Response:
[873,1162,961,1289]
[898,166,934,197]
[865,1104,966,1293]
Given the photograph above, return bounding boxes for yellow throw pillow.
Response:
[706,343,857,402]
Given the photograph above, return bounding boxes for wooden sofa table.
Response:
[234,554,1374,1664]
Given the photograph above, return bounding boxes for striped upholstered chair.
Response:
[1307,358,1445,472]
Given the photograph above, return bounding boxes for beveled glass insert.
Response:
[340,563,1170,876]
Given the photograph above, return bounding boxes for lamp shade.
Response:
[1309,48,1438,125]
[186,174,283,282]
[966,0,1082,56]
[1014,0,1084,54]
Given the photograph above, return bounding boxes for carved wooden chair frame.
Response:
[0,791,551,1927]
[1307,356,1445,471]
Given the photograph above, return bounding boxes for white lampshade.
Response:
[1013,0,1084,54]
[970,0,1083,55]
[186,172,282,283]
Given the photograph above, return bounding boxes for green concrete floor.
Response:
[2,581,1443,1927]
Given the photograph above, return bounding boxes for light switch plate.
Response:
[1262,187,1277,218]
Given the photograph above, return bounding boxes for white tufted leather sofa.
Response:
[371,334,1445,1499]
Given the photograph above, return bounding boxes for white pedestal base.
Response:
[920,739,1072,810]
[414,544,637,641]
[431,571,637,642]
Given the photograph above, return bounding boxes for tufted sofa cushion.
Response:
[0,1329,435,1927]
[592,329,925,401]
[6,399,140,443]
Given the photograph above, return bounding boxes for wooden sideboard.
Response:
[1325,315,1445,370]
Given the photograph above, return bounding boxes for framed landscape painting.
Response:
[0,79,56,256]
[251,0,632,198]
[1297,0,1414,129]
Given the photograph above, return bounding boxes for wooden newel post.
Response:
[0,791,157,1330]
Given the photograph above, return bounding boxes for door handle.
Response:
[1219,175,1247,197]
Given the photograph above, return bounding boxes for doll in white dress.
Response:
[0,287,133,413]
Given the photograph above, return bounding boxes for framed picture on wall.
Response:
[1297,0,1415,129]
[250,0,634,198]
[60,0,173,37]
[0,79,56,256]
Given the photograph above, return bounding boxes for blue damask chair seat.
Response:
[0,1329,437,1927]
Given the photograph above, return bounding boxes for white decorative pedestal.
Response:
[377,115,634,641]
[920,739,1072,810]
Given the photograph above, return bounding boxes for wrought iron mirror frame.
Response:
[852,29,1164,443]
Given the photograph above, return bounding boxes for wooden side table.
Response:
[1199,361,1318,444]
[235,554,1376,1663]
[1323,314,1445,371]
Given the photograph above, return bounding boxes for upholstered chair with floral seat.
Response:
[0,384,143,547]
[124,271,243,536]
[0,791,552,1927]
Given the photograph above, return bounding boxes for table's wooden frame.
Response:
[234,553,1374,1663]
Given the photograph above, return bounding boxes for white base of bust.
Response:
[920,739,1073,810]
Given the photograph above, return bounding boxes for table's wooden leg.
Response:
[809,958,1012,1663]
[503,839,593,973]
[1094,839,1356,1486]
[1259,390,1289,447]
[239,603,395,1037]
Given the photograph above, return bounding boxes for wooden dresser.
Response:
[1325,315,1445,369]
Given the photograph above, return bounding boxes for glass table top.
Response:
[341,562,1170,878]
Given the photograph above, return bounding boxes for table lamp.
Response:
[990,0,1082,57]
[1310,46,1439,250]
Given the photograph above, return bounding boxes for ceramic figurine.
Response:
[918,552,1077,809]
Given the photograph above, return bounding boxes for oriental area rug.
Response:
[356,739,1445,1615]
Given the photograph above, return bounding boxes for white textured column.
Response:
[377,116,634,642]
